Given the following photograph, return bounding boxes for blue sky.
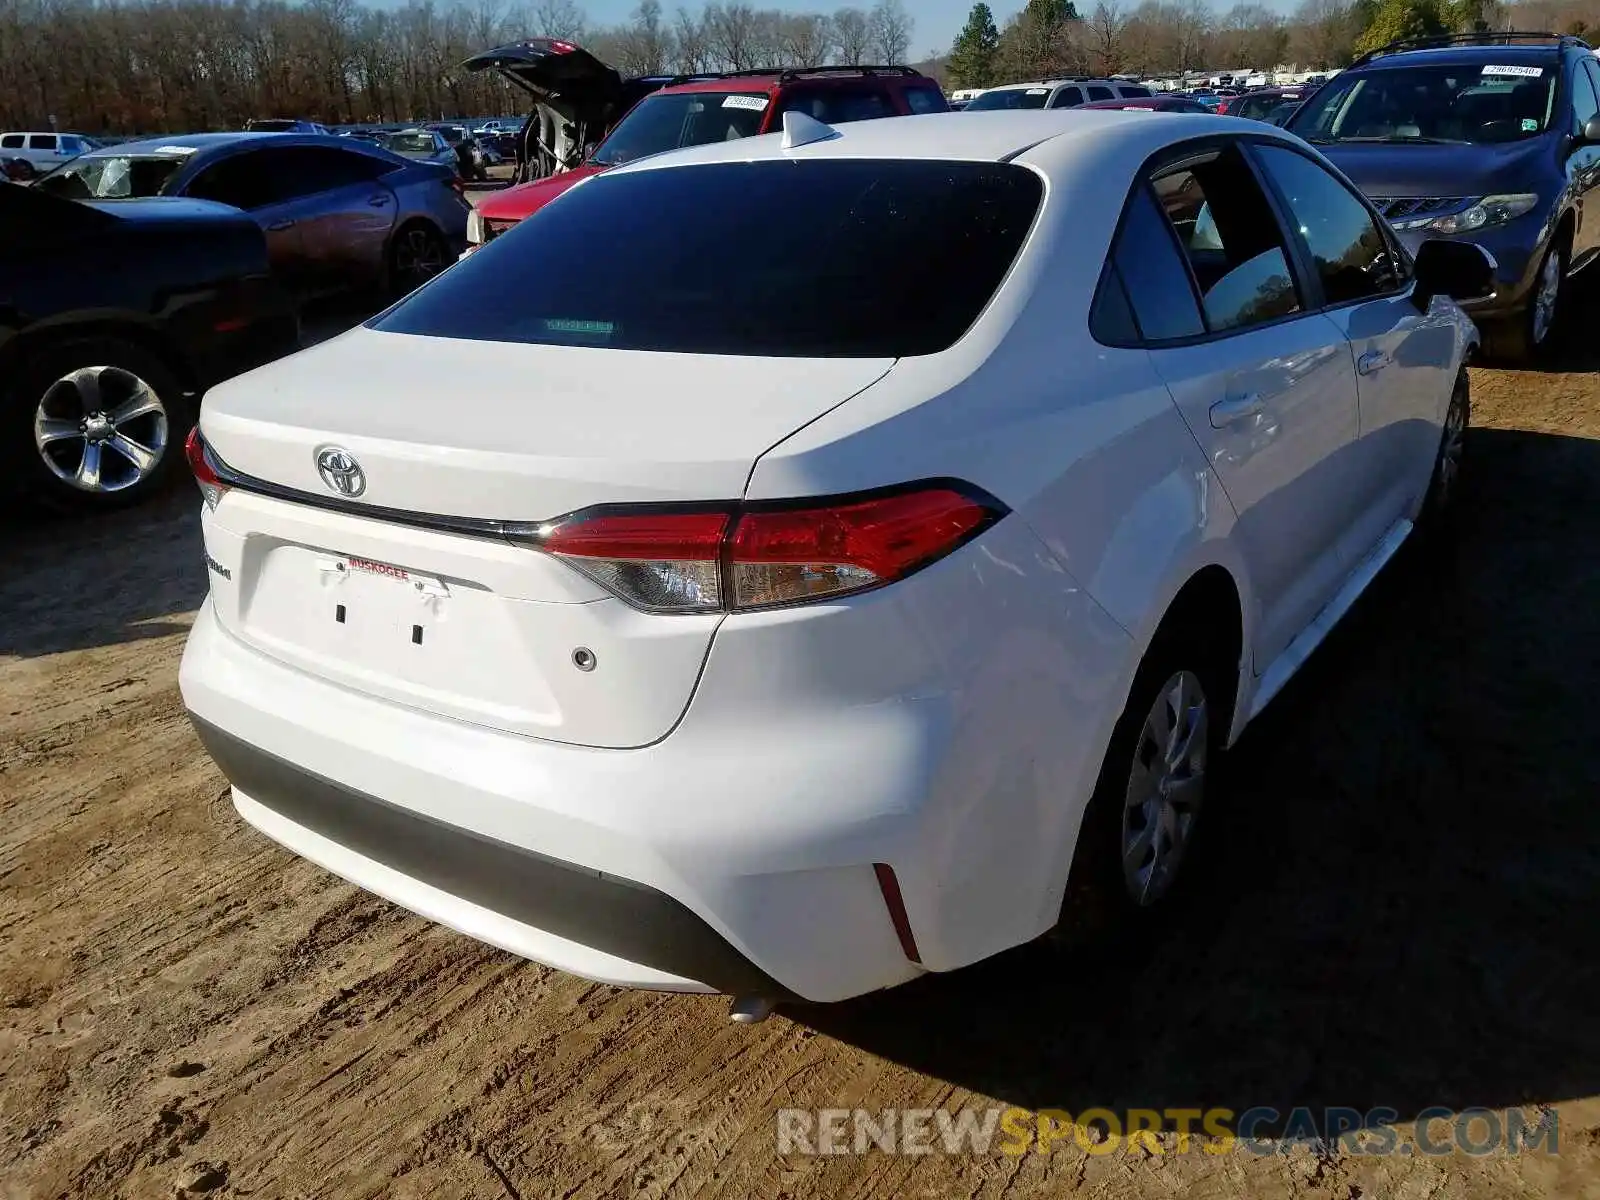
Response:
[555,0,1299,58]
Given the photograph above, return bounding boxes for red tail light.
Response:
[185,427,229,510]
[531,483,1005,614]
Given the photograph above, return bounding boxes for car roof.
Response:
[657,69,923,96]
[608,108,1281,176]
[1355,43,1569,70]
[78,131,361,156]
[985,78,1125,91]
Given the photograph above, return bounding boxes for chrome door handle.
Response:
[1210,393,1264,428]
[266,218,296,231]
[1357,349,1391,375]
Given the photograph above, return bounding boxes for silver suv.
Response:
[963,78,1153,110]
[0,132,96,176]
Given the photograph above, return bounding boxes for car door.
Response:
[1568,58,1600,270]
[1111,141,1362,671]
[1250,140,1455,560]
[182,148,308,283]
[267,146,397,290]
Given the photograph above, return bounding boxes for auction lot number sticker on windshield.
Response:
[1482,64,1544,77]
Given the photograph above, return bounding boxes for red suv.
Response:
[464,51,947,248]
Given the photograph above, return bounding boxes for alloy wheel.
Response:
[394,227,445,288]
[1531,246,1562,345]
[32,365,169,494]
[1121,669,1209,906]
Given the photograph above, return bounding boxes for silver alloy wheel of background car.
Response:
[393,226,445,288]
[1531,245,1562,345]
[1122,669,1209,906]
[32,364,169,493]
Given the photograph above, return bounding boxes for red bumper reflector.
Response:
[873,863,921,964]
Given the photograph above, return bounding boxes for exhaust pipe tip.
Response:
[728,995,776,1024]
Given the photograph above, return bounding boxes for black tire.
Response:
[1418,368,1470,532]
[1054,627,1231,945]
[1480,234,1569,364]
[2,336,192,514]
[386,222,448,298]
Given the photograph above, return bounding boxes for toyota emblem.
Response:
[316,447,366,497]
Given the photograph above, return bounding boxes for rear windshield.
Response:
[1290,61,1558,144]
[374,159,1043,358]
[385,131,438,153]
[589,92,771,167]
[34,154,185,199]
[966,87,1052,111]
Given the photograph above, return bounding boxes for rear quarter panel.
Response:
[740,131,1255,958]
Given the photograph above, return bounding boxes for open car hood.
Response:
[461,38,623,111]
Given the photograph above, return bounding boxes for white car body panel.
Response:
[181,109,1477,1001]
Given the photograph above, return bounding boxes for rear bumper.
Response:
[190,715,795,999]
[179,510,1133,1002]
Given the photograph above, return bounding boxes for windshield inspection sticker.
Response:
[1482,64,1543,77]
[722,95,768,110]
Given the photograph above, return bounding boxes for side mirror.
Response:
[1413,238,1496,307]
[1583,115,1600,143]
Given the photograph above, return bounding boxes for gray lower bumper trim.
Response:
[188,716,796,1001]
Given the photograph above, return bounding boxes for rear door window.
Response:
[778,88,895,124]
[29,134,57,151]
[1048,86,1085,108]
[276,146,387,192]
[1149,145,1302,333]
[1117,85,1152,98]
[1098,184,1206,342]
[186,150,283,209]
[1086,86,1115,102]
[374,159,1043,358]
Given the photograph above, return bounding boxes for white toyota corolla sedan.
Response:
[180,109,1491,1011]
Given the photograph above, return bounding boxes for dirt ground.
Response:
[4,291,1600,1200]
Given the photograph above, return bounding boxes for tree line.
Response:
[0,0,915,133]
[3,0,1597,135]
[946,0,1600,87]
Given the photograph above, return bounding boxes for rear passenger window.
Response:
[1104,185,1206,341]
[1119,85,1152,98]
[1049,87,1084,108]
[780,89,894,124]
[1087,86,1114,102]
[29,134,57,150]
[904,87,948,114]
[1150,147,1301,332]
[0,134,23,148]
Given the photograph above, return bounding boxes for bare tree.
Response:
[868,0,912,62]
[703,1,759,68]
[780,13,833,64]
[1089,0,1124,71]
[829,6,872,63]
[672,5,713,70]
[532,0,586,41]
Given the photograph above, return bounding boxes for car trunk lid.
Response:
[196,326,894,748]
